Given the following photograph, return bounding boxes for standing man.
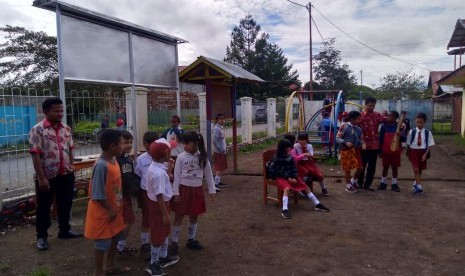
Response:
[323,93,333,115]
[357,97,385,191]
[29,98,82,251]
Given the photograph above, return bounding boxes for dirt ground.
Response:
[1,136,465,276]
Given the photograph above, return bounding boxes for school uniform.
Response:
[146,161,172,245]
[273,152,308,192]
[293,143,324,182]
[135,152,153,228]
[116,153,137,225]
[379,122,406,168]
[172,151,216,216]
[213,123,227,171]
[406,128,435,170]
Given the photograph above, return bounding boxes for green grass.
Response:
[30,267,50,276]
[238,138,278,153]
[322,157,339,165]
[0,263,11,273]
[452,134,465,148]
[74,121,99,134]
[432,121,452,132]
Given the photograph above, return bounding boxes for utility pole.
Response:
[307,2,313,100]
[360,70,363,86]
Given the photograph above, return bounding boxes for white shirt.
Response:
[172,151,216,195]
[406,127,435,150]
[135,152,152,191]
[293,143,314,160]
[146,161,173,202]
[166,129,184,157]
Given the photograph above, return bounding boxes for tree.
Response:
[225,15,299,99]
[346,85,376,100]
[0,25,58,86]
[377,71,425,100]
[313,38,357,92]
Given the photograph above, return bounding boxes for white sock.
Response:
[171,226,181,243]
[346,183,352,189]
[413,181,417,186]
[351,178,357,184]
[160,237,169,258]
[307,192,320,205]
[282,196,289,210]
[141,232,149,245]
[392,178,398,184]
[381,176,387,183]
[214,175,220,185]
[417,184,422,190]
[117,239,127,252]
[187,223,197,240]
[150,245,161,265]
[319,181,326,189]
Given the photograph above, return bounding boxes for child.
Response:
[116,131,139,256]
[135,131,159,257]
[213,113,228,191]
[145,139,179,276]
[406,112,435,194]
[294,132,329,196]
[336,110,366,193]
[161,115,184,159]
[377,111,406,192]
[84,129,131,276]
[169,131,216,254]
[319,112,334,155]
[273,138,329,219]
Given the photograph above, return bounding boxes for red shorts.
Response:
[276,177,308,192]
[139,190,151,228]
[297,160,324,182]
[122,196,135,225]
[382,151,401,168]
[171,185,206,216]
[213,153,228,171]
[149,201,170,245]
[408,148,427,171]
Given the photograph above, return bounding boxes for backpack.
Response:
[265,158,276,180]
[409,128,431,159]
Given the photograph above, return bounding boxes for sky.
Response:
[1,0,464,88]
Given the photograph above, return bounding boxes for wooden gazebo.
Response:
[179,56,264,171]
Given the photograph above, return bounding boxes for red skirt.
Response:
[214,152,228,171]
[171,185,206,216]
[408,148,427,170]
[139,190,151,228]
[297,160,324,182]
[276,177,308,192]
[149,201,170,245]
[122,196,135,225]
[382,150,401,168]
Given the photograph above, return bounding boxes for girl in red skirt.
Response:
[170,131,216,253]
[274,139,329,219]
[294,132,329,195]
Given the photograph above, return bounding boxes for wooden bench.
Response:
[262,149,298,207]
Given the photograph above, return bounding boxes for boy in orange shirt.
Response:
[84,129,131,276]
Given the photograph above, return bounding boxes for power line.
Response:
[285,0,306,8]
[311,4,432,72]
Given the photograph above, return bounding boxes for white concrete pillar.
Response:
[124,87,148,152]
[285,96,294,132]
[267,98,276,137]
[240,97,253,144]
[198,93,207,140]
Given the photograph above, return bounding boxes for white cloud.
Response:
[0,0,463,87]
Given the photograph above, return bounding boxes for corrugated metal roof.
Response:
[201,57,265,82]
[447,19,465,49]
[440,85,462,93]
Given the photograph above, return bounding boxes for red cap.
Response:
[149,141,171,160]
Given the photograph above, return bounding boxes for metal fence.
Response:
[433,96,462,133]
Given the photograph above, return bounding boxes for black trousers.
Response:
[357,150,378,188]
[35,173,75,239]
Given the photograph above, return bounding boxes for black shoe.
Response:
[281,209,291,219]
[315,203,330,212]
[217,182,228,188]
[167,241,179,257]
[57,231,83,239]
[146,262,166,276]
[159,255,179,268]
[391,184,400,192]
[37,238,48,250]
[363,186,375,191]
[186,239,204,250]
[322,188,329,196]
[215,185,221,192]
[377,182,387,190]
